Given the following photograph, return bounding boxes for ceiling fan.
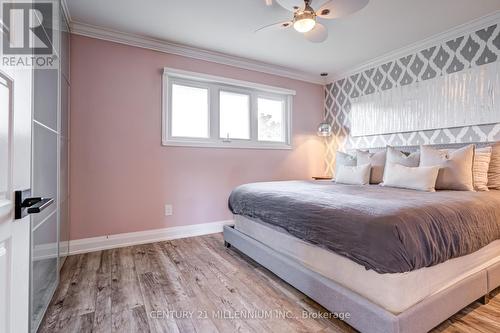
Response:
[260,0,369,43]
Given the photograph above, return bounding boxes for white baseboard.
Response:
[68,220,234,255]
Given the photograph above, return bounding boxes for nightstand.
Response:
[312,176,333,180]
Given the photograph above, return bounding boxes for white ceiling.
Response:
[65,0,500,81]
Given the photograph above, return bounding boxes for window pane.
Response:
[258,97,284,142]
[171,84,209,138]
[219,91,250,140]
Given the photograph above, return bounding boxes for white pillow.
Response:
[382,164,440,192]
[474,147,492,191]
[356,150,386,184]
[335,164,371,185]
[383,147,420,183]
[419,144,475,191]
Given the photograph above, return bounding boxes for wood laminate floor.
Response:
[39,234,500,333]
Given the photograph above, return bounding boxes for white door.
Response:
[0,66,33,332]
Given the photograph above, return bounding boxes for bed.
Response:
[223,145,500,333]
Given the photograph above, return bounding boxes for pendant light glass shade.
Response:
[317,122,332,136]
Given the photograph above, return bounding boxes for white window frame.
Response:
[162,68,295,149]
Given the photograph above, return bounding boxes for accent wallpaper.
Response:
[324,21,500,174]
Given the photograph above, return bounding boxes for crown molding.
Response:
[328,10,500,83]
[69,21,326,85]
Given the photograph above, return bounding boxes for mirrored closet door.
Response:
[30,1,70,331]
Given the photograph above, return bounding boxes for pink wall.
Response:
[70,35,325,240]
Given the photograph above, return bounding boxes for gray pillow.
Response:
[335,152,356,177]
[357,150,386,184]
[419,144,475,191]
[383,146,420,183]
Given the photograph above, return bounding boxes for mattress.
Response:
[229,181,500,274]
[234,214,500,314]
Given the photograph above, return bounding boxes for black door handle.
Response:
[27,198,54,214]
[15,190,54,219]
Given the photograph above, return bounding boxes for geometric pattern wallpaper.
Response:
[324,22,500,174]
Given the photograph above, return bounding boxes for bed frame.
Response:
[223,225,499,333]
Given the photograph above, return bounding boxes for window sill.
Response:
[162,139,292,150]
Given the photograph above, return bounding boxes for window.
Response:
[171,84,209,138]
[163,68,294,149]
[219,91,250,140]
[258,97,285,142]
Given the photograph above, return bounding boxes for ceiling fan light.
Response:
[293,18,316,32]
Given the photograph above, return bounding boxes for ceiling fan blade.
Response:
[255,21,293,33]
[275,0,305,12]
[316,0,369,19]
[304,22,328,42]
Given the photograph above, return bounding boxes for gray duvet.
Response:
[228,181,500,274]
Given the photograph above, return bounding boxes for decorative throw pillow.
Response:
[419,144,475,191]
[473,147,492,191]
[335,164,371,185]
[488,143,500,190]
[382,164,440,192]
[356,150,386,184]
[383,147,420,183]
[335,151,357,177]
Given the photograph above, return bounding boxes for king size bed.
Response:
[223,144,500,333]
